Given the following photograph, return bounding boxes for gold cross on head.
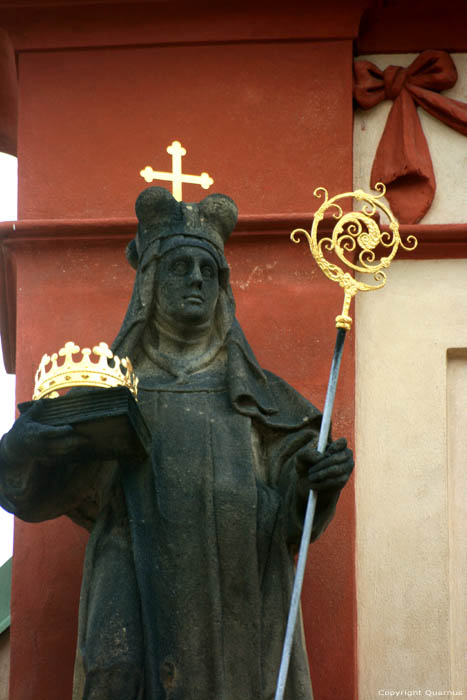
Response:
[140,141,214,202]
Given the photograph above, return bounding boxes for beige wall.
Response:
[355,259,467,698]
[446,352,467,693]
[353,53,467,223]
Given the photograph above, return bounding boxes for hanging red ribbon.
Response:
[353,50,467,223]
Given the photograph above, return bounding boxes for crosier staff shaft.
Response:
[274,183,416,700]
[274,327,347,700]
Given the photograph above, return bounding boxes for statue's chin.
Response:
[164,311,214,336]
[173,305,215,328]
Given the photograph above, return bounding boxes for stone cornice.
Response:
[0,213,322,245]
[0,1,368,52]
[1,216,466,373]
[1,216,467,251]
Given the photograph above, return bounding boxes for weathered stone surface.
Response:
[0,187,353,699]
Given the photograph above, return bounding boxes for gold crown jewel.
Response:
[33,342,139,400]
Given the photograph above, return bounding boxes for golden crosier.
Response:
[33,341,138,400]
[291,183,417,330]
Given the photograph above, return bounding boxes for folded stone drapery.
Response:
[353,50,467,223]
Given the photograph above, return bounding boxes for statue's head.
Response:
[130,186,237,326]
[128,185,238,272]
[112,187,238,356]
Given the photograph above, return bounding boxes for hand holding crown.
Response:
[1,401,90,473]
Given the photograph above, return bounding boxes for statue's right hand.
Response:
[2,402,90,465]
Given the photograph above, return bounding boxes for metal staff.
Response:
[274,183,417,700]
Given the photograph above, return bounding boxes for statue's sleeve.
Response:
[282,451,341,547]
[246,371,341,547]
[260,424,341,548]
[0,430,118,530]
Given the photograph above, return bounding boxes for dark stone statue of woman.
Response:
[0,187,353,700]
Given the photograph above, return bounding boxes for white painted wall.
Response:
[356,259,467,698]
[354,58,467,694]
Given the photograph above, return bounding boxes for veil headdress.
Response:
[112,186,238,365]
[113,186,279,416]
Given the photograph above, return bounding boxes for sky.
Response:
[0,152,18,565]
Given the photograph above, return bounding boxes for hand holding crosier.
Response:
[296,437,354,495]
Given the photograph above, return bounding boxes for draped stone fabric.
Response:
[0,185,346,698]
[353,50,467,223]
[0,331,340,700]
[0,251,342,698]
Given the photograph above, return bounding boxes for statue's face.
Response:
[155,245,220,327]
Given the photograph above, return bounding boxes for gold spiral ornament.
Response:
[291,183,418,330]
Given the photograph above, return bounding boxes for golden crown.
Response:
[33,341,139,400]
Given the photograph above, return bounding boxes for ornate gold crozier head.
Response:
[291,183,418,330]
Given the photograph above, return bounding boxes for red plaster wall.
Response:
[229,234,356,699]
[7,6,357,699]
[10,230,355,700]
[18,41,353,220]
[12,239,134,700]
[0,1,367,52]
[357,0,467,53]
[0,28,17,156]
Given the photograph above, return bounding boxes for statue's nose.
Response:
[190,263,203,286]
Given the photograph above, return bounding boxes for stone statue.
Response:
[0,187,354,700]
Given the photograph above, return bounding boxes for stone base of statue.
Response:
[18,386,150,462]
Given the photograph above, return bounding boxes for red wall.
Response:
[12,237,134,700]
[1,2,359,698]
[230,233,355,699]
[8,225,355,700]
[18,40,353,220]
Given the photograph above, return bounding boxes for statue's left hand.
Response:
[296,437,354,493]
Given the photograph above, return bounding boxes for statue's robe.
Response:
[0,327,340,700]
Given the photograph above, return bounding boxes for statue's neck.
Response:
[153,312,213,358]
[139,309,224,380]
[139,310,220,376]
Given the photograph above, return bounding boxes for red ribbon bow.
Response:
[353,50,467,223]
